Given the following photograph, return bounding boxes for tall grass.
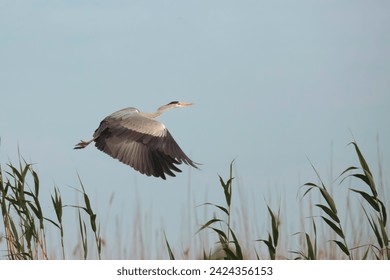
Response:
[341,142,388,259]
[0,155,101,259]
[256,205,280,260]
[196,160,243,260]
[189,141,388,260]
[301,161,352,259]
[0,141,388,259]
[295,141,388,259]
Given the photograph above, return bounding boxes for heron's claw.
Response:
[74,140,90,149]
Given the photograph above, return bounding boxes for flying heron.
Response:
[74,101,198,179]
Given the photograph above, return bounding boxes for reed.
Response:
[197,161,243,259]
[0,154,101,259]
[0,141,388,259]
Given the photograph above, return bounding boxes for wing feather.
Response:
[93,109,198,179]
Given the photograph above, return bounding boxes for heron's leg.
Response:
[74,138,95,149]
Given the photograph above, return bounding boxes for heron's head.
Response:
[155,101,193,116]
[166,101,193,108]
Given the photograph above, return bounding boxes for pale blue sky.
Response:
[1,1,389,258]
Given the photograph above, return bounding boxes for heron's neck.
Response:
[141,105,173,119]
[141,112,161,119]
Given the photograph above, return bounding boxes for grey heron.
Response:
[74,101,198,179]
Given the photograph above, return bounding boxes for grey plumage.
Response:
[74,102,198,179]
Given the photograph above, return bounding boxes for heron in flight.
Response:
[74,101,198,179]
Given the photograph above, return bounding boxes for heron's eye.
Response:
[168,101,179,105]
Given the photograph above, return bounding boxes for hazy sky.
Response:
[1,1,389,258]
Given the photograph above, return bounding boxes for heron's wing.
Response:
[93,113,197,179]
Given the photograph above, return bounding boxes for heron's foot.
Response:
[74,140,91,149]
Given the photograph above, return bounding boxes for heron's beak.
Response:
[178,102,193,107]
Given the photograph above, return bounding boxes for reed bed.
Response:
[0,141,388,259]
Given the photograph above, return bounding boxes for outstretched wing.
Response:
[93,109,197,179]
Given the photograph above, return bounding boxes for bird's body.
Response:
[74,101,198,179]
